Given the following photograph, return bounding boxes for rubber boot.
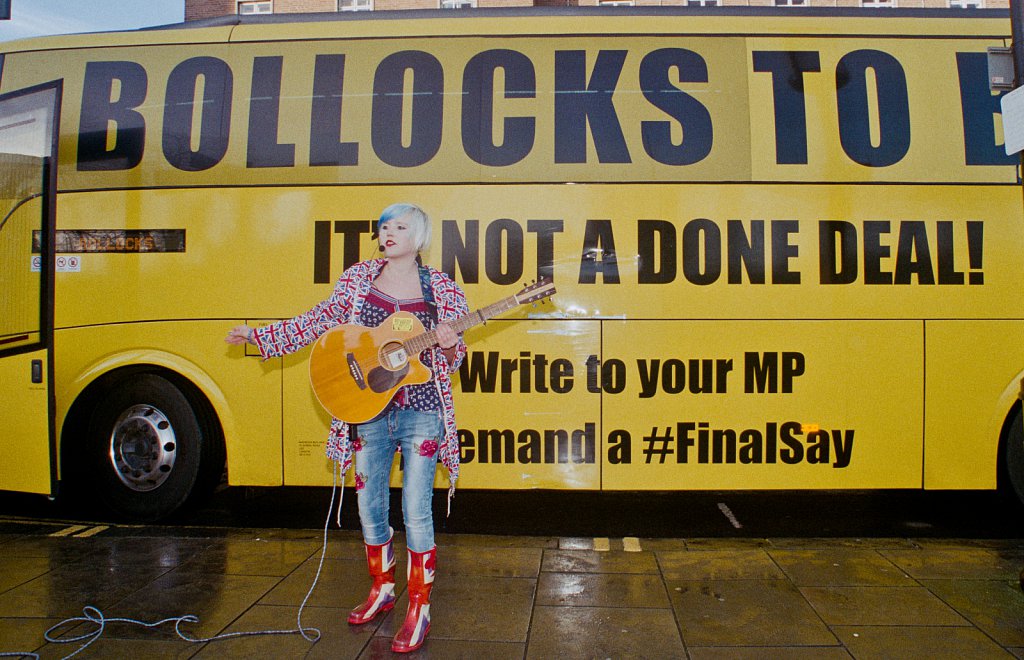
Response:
[391,546,436,653]
[347,531,397,625]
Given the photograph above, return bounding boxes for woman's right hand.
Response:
[225,325,255,345]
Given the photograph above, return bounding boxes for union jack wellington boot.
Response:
[347,531,397,625]
[391,546,436,653]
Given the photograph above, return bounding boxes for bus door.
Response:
[0,81,61,495]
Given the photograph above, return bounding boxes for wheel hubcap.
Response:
[108,405,176,491]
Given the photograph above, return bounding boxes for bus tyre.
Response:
[86,373,222,521]
[1006,407,1024,506]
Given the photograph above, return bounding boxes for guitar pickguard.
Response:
[366,363,410,393]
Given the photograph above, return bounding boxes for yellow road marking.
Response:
[50,525,88,537]
[75,526,109,538]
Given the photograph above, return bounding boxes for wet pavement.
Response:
[1,515,1023,659]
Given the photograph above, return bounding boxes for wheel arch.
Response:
[997,397,1023,502]
[59,358,229,491]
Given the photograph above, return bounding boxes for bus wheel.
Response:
[86,373,221,521]
[1006,406,1024,506]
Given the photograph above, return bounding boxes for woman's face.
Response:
[379,212,419,260]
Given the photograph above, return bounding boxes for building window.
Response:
[774,0,807,6]
[238,1,272,14]
[339,0,372,10]
[599,0,636,5]
[440,0,476,7]
[949,0,983,6]
[860,0,896,6]
[685,0,719,6]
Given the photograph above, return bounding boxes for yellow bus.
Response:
[2,7,1022,521]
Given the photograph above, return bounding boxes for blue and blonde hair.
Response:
[378,203,431,253]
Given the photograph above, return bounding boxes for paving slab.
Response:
[767,548,916,586]
[440,544,543,578]
[922,578,1024,647]
[527,605,685,659]
[831,625,1014,659]
[668,578,838,647]
[108,570,282,640]
[536,572,670,608]
[260,556,391,610]
[688,647,853,659]
[881,546,1024,580]
[0,617,65,659]
[189,604,363,660]
[657,548,786,580]
[0,562,175,618]
[800,585,971,627]
[541,548,660,574]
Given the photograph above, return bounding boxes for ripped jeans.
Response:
[353,408,442,553]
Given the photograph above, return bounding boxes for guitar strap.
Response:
[417,264,439,328]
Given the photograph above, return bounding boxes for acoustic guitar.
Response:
[308,278,556,423]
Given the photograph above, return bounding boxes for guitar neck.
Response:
[404,294,520,353]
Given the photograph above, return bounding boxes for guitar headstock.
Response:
[514,277,557,305]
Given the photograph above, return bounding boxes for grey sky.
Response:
[0,1,184,42]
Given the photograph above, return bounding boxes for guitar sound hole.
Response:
[381,343,408,371]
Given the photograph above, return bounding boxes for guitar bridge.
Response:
[346,352,366,390]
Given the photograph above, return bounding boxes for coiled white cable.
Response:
[0,462,345,660]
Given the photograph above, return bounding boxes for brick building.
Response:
[185,0,1006,20]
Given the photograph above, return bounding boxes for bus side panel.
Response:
[601,320,923,490]
[922,184,1024,491]
[924,320,1024,490]
[282,349,336,486]
[54,321,284,487]
[447,319,602,490]
[0,350,51,494]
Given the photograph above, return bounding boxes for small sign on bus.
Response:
[1001,85,1024,156]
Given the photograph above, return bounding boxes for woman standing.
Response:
[226,203,468,653]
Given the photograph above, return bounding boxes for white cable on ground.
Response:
[0,464,344,660]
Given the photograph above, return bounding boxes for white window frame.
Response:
[237,1,273,15]
[685,0,719,6]
[774,0,807,6]
[440,0,476,7]
[338,0,373,11]
[599,0,636,5]
[860,0,896,7]
[949,0,983,7]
